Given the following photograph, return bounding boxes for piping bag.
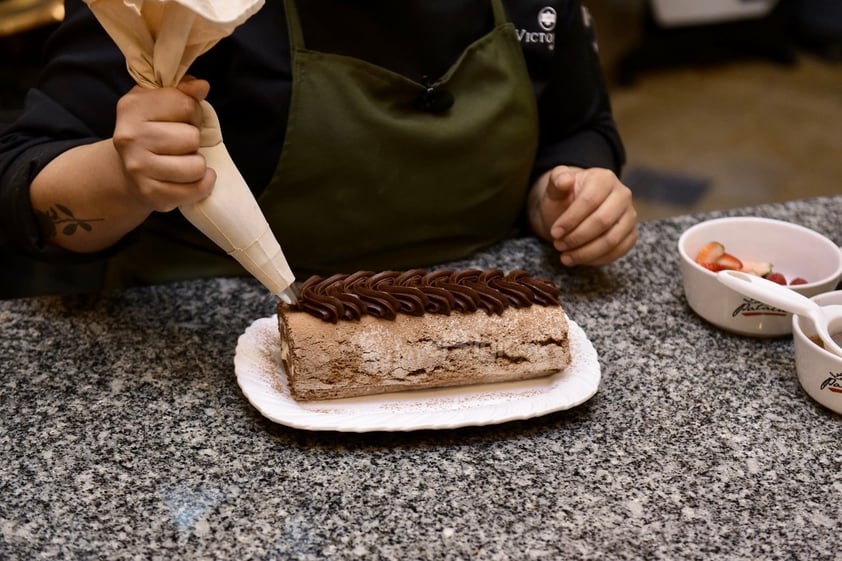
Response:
[84,0,297,304]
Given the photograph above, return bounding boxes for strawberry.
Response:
[700,262,725,272]
[696,241,725,265]
[790,277,808,285]
[766,272,787,285]
[715,253,743,271]
[740,260,773,277]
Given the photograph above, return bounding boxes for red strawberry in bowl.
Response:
[695,242,724,266]
[766,272,787,285]
[715,253,743,271]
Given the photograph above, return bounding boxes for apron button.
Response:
[418,89,454,113]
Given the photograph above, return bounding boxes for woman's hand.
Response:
[112,77,216,213]
[30,77,218,253]
[529,165,638,266]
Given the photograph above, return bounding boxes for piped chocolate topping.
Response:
[291,268,561,323]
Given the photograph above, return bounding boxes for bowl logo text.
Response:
[731,298,787,318]
[820,372,842,394]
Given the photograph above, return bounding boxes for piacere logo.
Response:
[731,298,787,318]
[820,372,842,394]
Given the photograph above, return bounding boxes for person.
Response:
[0,0,638,291]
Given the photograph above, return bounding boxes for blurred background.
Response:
[589,0,842,222]
[1,0,841,298]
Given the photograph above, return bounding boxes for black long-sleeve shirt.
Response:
[0,0,624,257]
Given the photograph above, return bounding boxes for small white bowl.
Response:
[792,291,842,414]
[678,216,842,336]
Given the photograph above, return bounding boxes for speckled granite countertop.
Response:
[2,196,841,560]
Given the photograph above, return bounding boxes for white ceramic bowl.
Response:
[678,216,842,336]
[792,291,842,414]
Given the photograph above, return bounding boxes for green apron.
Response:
[105,0,538,287]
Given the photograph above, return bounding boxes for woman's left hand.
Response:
[529,165,638,266]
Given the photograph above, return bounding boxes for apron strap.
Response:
[283,0,307,51]
[491,0,508,26]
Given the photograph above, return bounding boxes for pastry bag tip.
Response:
[278,284,299,306]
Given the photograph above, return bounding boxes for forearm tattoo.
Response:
[35,205,104,240]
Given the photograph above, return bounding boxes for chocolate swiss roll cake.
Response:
[276,269,572,401]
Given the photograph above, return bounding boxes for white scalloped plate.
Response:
[235,315,600,432]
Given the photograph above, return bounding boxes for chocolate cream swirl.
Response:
[292,269,561,323]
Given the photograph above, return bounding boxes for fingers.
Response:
[549,168,613,238]
[116,84,206,129]
[177,76,211,102]
[132,168,217,213]
[546,167,638,266]
[557,207,638,266]
[545,168,575,201]
[113,79,214,212]
[122,156,215,213]
[532,167,576,240]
